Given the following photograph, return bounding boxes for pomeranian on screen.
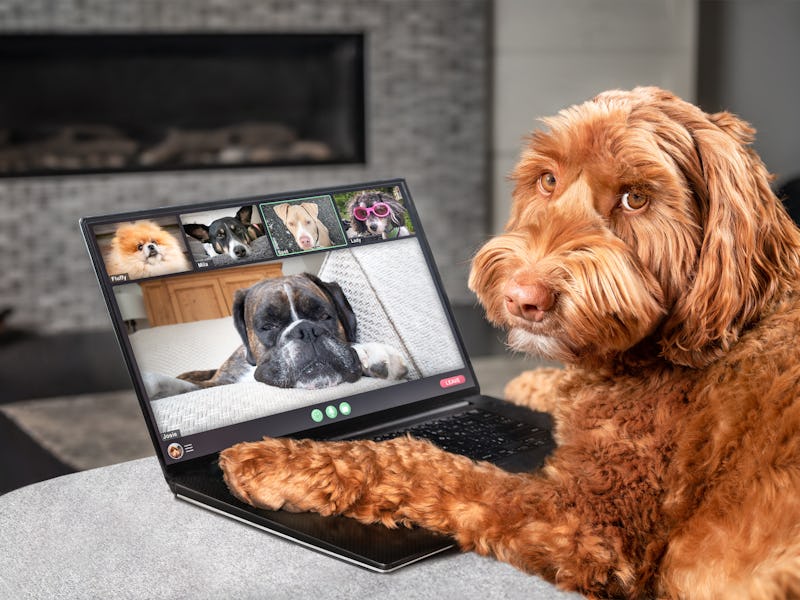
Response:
[107,220,191,279]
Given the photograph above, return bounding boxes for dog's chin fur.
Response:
[294,361,347,390]
[506,328,568,360]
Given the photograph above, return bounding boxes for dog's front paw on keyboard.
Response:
[219,438,370,516]
[352,342,409,380]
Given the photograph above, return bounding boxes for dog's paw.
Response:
[352,342,409,380]
[218,438,368,515]
[218,437,298,511]
[504,368,564,413]
[141,371,199,399]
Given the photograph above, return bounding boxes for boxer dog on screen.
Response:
[143,274,408,399]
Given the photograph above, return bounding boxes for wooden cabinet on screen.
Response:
[140,262,283,326]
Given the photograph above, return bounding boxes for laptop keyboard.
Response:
[369,408,549,463]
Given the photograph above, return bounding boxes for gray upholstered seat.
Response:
[0,456,582,599]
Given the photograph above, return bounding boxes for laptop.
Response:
[80,178,554,572]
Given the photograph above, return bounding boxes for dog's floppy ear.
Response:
[183,224,210,242]
[246,222,264,241]
[303,273,358,342]
[273,203,289,223]
[232,287,257,365]
[236,205,254,225]
[653,91,800,367]
[386,197,407,227]
[301,202,320,218]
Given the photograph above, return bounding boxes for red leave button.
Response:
[439,374,466,388]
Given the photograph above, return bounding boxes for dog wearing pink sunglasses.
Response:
[345,190,410,240]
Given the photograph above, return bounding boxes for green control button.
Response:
[311,409,324,423]
[339,402,352,416]
[325,405,338,419]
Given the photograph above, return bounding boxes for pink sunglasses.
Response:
[353,202,391,221]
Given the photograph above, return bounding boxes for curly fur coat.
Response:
[219,88,800,599]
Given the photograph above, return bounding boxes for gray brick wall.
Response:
[0,0,489,332]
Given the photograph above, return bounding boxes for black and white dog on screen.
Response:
[184,206,265,260]
[143,273,408,399]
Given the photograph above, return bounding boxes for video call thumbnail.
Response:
[180,204,274,267]
[262,194,348,256]
[334,186,415,242]
[95,216,193,282]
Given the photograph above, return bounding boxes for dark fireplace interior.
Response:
[0,33,365,176]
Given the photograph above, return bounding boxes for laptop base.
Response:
[169,394,554,573]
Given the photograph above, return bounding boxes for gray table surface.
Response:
[0,455,581,599]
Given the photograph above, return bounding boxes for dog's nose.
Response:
[503,281,554,322]
[286,321,325,342]
[234,245,247,257]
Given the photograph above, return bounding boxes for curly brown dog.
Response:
[218,88,800,599]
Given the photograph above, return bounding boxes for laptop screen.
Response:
[81,180,475,465]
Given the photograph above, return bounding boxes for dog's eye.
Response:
[620,190,648,211]
[137,243,143,250]
[538,172,557,195]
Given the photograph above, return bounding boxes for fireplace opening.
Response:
[0,34,365,177]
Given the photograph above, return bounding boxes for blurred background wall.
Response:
[3,0,797,346]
